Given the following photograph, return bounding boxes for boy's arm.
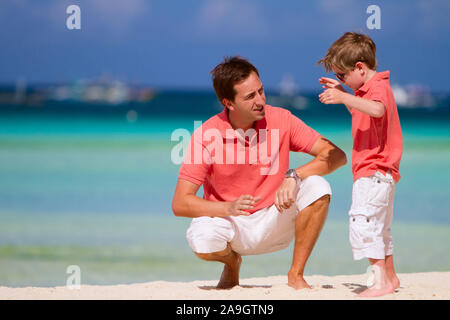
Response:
[342,93,385,117]
[319,87,385,118]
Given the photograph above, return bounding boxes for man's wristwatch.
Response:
[285,169,301,182]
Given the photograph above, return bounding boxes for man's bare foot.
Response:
[357,284,394,298]
[287,271,312,290]
[216,253,242,289]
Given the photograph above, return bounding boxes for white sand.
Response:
[1,272,449,300]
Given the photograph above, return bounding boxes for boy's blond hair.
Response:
[317,32,377,73]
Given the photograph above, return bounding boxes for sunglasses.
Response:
[334,72,346,82]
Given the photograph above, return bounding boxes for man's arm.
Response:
[295,136,347,179]
[172,179,260,218]
[274,137,347,212]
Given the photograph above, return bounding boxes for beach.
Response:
[1,271,449,300]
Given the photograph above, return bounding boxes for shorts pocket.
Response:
[349,216,376,250]
[367,177,391,207]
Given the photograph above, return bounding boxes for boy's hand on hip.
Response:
[226,195,261,216]
[275,178,297,213]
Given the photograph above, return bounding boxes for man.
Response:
[172,56,347,290]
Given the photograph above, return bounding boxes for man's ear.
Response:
[222,98,234,111]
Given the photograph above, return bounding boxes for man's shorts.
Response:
[349,171,396,260]
[186,175,332,256]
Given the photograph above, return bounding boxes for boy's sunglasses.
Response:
[334,72,346,82]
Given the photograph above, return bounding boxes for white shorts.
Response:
[186,175,332,256]
[349,171,396,260]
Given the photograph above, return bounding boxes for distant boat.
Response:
[268,74,307,110]
[392,84,434,108]
[48,77,154,105]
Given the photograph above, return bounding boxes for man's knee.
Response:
[302,175,332,197]
[296,175,332,211]
[314,194,330,207]
[186,218,234,255]
[302,193,330,212]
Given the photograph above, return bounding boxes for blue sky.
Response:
[1,0,450,91]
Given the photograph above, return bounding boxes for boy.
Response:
[317,32,403,297]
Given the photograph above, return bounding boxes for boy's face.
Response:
[224,71,266,124]
[333,63,366,91]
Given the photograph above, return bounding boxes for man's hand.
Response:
[275,177,297,213]
[226,195,261,216]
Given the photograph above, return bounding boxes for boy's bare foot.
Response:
[357,283,394,298]
[216,253,242,289]
[390,275,400,290]
[287,271,312,290]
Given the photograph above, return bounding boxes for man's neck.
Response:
[227,109,255,131]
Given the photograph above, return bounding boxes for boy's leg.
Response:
[384,181,400,289]
[288,194,330,289]
[358,258,394,297]
[385,255,400,289]
[350,173,396,297]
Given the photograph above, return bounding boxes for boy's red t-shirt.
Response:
[351,70,403,182]
[178,105,320,213]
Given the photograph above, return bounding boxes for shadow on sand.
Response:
[343,283,369,294]
[198,284,272,290]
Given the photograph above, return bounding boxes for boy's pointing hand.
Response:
[319,77,340,88]
[319,77,347,91]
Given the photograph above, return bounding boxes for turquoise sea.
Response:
[0,92,449,287]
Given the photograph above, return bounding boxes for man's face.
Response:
[225,71,266,123]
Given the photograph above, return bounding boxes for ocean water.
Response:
[0,92,449,287]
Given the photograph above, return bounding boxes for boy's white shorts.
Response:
[349,171,396,260]
[186,175,332,256]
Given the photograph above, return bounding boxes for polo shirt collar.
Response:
[355,70,390,95]
[217,107,268,143]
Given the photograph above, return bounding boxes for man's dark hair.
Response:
[210,56,260,105]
